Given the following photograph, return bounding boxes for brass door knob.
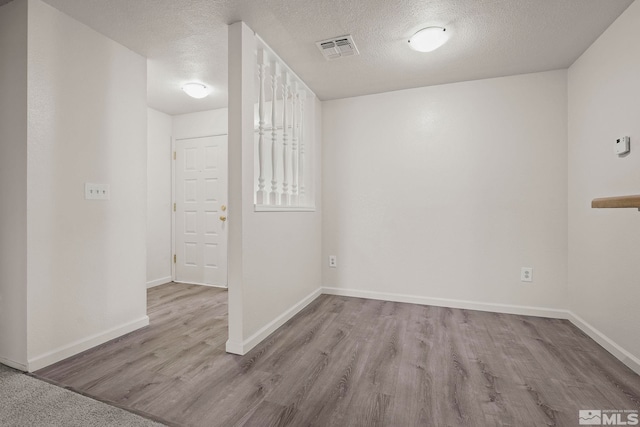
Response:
[221,205,227,211]
[219,215,227,222]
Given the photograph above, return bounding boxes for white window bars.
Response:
[254,45,315,211]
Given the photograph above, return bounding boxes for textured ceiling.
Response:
[40,0,634,115]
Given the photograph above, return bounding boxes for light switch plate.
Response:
[85,183,110,200]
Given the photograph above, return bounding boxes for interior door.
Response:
[174,135,228,287]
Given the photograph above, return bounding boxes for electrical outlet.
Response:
[329,255,337,268]
[521,267,533,282]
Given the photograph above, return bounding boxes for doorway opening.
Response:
[172,134,229,288]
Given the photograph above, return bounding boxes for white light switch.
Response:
[85,183,110,200]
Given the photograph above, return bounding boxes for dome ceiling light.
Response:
[408,27,450,53]
[182,82,210,99]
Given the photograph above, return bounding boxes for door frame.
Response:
[171,133,229,287]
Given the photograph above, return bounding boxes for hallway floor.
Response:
[35,282,640,426]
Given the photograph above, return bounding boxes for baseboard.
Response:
[27,316,150,372]
[566,311,640,376]
[321,287,567,319]
[146,276,172,288]
[225,287,322,355]
[225,340,244,355]
[321,286,640,376]
[0,356,28,371]
[173,280,227,289]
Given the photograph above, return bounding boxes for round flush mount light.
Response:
[408,27,449,52]
[182,82,210,99]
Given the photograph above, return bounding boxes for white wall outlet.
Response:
[85,183,110,200]
[615,136,630,155]
[328,255,337,268]
[521,267,533,282]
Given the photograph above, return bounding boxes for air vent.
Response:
[316,35,360,61]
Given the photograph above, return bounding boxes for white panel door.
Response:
[175,135,228,287]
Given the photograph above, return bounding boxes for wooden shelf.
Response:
[591,195,640,209]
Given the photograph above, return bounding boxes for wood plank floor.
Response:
[35,283,640,427]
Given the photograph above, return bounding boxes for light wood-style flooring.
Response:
[35,283,640,426]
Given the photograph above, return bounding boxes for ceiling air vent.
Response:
[316,35,360,61]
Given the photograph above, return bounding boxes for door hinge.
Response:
[173,254,176,263]
[173,202,176,212]
[173,151,176,160]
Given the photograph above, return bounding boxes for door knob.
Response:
[219,215,227,222]
[221,205,227,211]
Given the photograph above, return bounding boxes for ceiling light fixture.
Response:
[182,82,210,99]
[408,27,449,53]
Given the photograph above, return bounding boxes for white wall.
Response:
[26,0,148,370]
[173,108,228,139]
[323,70,568,313]
[147,108,172,287]
[568,0,640,367]
[242,96,322,337]
[226,22,322,354]
[0,0,28,370]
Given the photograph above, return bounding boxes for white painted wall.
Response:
[242,95,323,338]
[0,0,28,370]
[173,108,228,139]
[226,22,251,351]
[147,108,172,288]
[323,70,568,313]
[568,0,640,364]
[26,0,148,370]
[226,22,322,354]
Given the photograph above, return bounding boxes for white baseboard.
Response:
[225,339,244,355]
[146,276,172,288]
[321,286,640,376]
[173,280,227,289]
[566,311,640,376]
[27,316,149,372]
[321,287,567,319]
[225,287,322,355]
[0,356,28,371]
